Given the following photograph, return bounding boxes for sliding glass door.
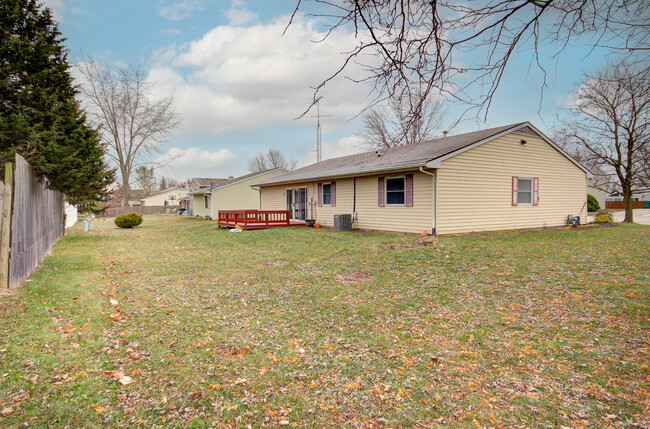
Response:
[286,187,307,221]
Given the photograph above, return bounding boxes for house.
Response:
[188,177,229,217]
[209,169,286,219]
[256,122,592,235]
[586,166,609,210]
[189,170,287,219]
[140,187,189,207]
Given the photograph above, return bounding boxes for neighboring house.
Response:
[188,177,229,216]
[140,187,189,207]
[256,122,592,235]
[209,169,287,219]
[587,166,609,210]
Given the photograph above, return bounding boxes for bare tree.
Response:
[247,148,297,172]
[134,166,157,197]
[561,62,649,223]
[76,58,180,207]
[289,1,649,123]
[359,96,444,150]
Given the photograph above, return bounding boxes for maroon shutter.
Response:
[378,177,385,207]
[533,177,539,206]
[331,182,336,207]
[405,174,413,207]
[512,176,518,206]
[317,183,322,207]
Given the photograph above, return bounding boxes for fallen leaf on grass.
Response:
[1,408,12,416]
[110,298,119,306]
[112,370,133,385]
[233,378,248,386]
[259,366,270,375]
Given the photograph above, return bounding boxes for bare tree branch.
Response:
[358,95,445,150]
[76,58,180,207]
[560,61,649,223]
[247,148,297,172]
[290,0,649,121]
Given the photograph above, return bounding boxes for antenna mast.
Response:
[311,98,332,163]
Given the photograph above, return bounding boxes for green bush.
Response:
[594,211,614,224]
[115,213,143,228]
[587,194,601,212]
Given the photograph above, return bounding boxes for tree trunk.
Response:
[623,183,634,223]
[122,173,130,208]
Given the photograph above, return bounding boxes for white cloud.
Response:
[155,147,238,180]
[158,0,206,21]
[225,0,257,26]
[147,14,375,139]
[305,135,366,165]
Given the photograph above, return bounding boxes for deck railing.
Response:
[218,210,290,229]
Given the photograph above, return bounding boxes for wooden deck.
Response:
[217,210,304,230]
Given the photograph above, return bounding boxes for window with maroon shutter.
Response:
[385,177,406,205]
[513,177,534,205]
[378,177,385,207]
[405,174,413,207]
[322,183,332,205]
[533,177,539,206]
[331,181,336,207]
[317,183,322,207]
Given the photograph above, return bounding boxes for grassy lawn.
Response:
[0,216,648,428]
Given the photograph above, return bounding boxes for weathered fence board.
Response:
[8,155,64,289]
[1,164,13,289]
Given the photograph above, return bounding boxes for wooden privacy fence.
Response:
[98,205,168,218]
[605,201,647,209]
[0,154,64,289]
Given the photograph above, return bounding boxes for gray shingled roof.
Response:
[257,123,526,186]
[193,177,228,187]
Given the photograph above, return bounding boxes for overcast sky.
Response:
[44,0,613,181]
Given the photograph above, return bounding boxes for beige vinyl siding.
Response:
[260,185,290,211]
[436,133,587,234]
[259,172,434,233]
[210,171,285,218]
[352,172,432,234]
[191,194,211,218]
[312,180,354,227]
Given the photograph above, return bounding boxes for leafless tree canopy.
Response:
[76,58,180,207]
[247,148,298,172]
[359,96,444,149]
[560,62,649,223]
[290,0,649,121]
[134,166,158,197]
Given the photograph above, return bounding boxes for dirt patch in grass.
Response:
[335,272,373,283]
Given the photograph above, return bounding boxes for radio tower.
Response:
[311,98,332,163]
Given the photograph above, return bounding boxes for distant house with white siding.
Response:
[140,187,189,207]
[255,122,592,235]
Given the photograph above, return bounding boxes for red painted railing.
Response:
[217,210,290,229]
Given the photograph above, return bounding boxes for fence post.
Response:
[0,162,13,289]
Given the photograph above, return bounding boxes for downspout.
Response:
[419,167,436,235]
[352,177,356,225]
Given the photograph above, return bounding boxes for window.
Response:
[322,183,332,205]
[204,195,210,209]
[386,177,405,205]
[169,195,175,200]
[517,178,532,204]
[512,176,539,206]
